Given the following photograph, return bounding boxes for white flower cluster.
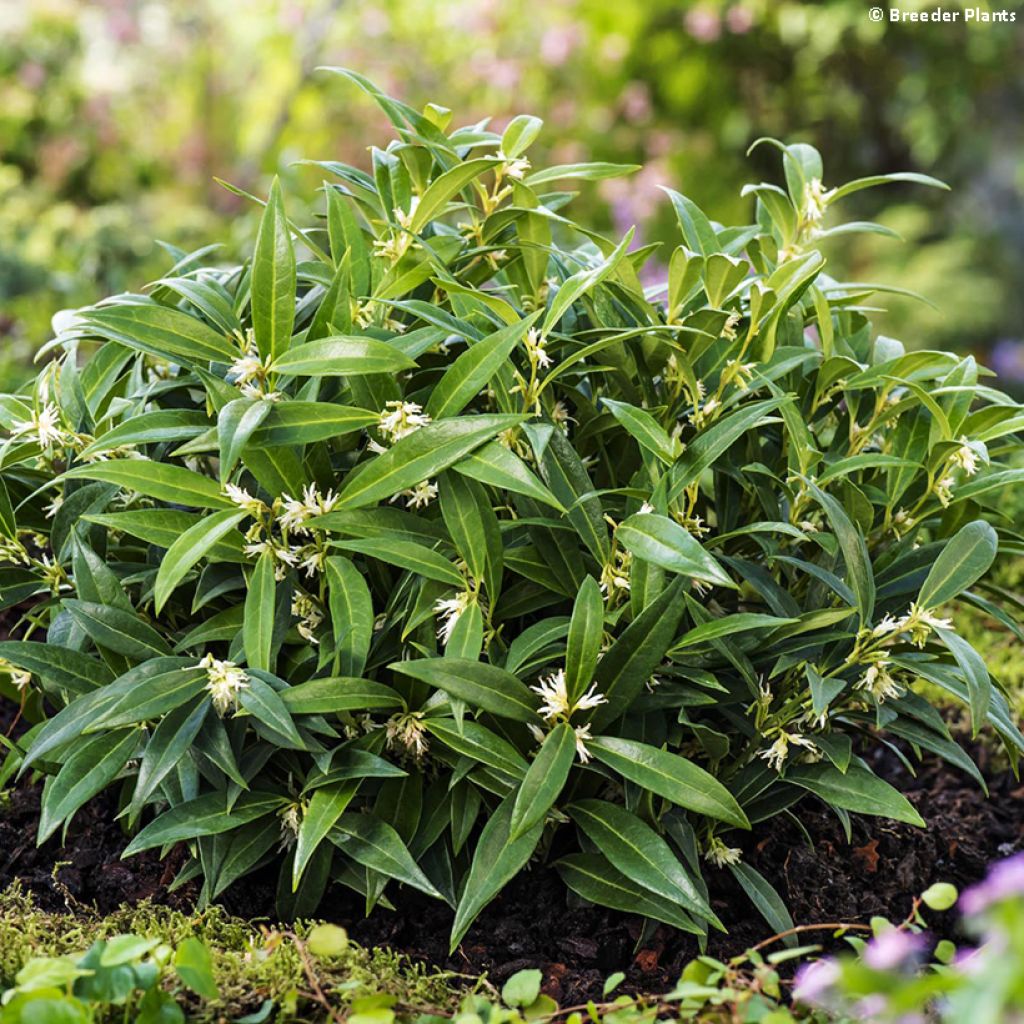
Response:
[9,403,69,450]
[277,483,338,536]
[196,653,249,716]
[434,590,475,645]
[291,591,323,644]
[378,400,432,443]
[528,668,607,764]
[758,730,819,772]
[385,711,429,761]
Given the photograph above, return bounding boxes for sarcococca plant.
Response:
[1,69,1022,948]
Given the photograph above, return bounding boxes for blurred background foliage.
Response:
[2,0,1023,389]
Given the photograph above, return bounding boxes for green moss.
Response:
[0,885,468,1022]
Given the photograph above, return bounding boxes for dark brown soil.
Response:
[2,736,1020,1004]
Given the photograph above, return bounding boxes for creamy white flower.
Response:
[901,603,952,648]
[392,480,438,510]
[758,731,817,773]
[0,536,30,567]
[385,711,429,760]
[532,668,572,721]
[278,804,302,849]
[277,484,338,535]
[10,403,66,449]
[243,539,300,580]
[858,659,902,702]
[871,614,902,638]
[638,502,655,515]
[573,723,594,763]
[531,669,607,723]
[551,400,573,426]
[435,590,474,645]
[935,475,956,507]
[295,546,326,579]
[892,508,914,537]
[196,653,249,715]
[227,353,268,387]
[497,151,531,180]
[43,494,64,519]
[291,591,323,644]
[704,837,742,868]
[0,658,32,693]
[394,196,420,231]
[600,548,632,597]
[524,327,551,369]
[803,177,831,226]
[378,401,431,443]
[224,483,267,516]
[951,438,980,476]
[759,734,790,772]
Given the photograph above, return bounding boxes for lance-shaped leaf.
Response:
[331,537,464,587]
[783,762,925,826]
[78,410,211,459]
[0,641,112,694]
[325,556,373,677]
[123,792,287,855]
[337,414,523,510]
[251,177,296,361]
[293,781,359,889]
[390,658,540,724]
[452,441,563,511]
[669,396,786,497]
[589,577,687,729]
[244,552,276,673]
[555,853,702,934]
[63,600,173,661]
[331,813,442,898]
[218,398,272,482]
[84,510,245,562]
[249,402,378,447]
[426,313,541,420]
[509,722,575,840]
[153,509,247,613]
[804,479,875,624]
[82,304,238,366]
[564,576,603,705]
[424,718,529,780]
[917,521,998,610]
[450,794,544,950]
[270,336,416,376]
[588,736,750,828]
[38,729,138,842]
[567,799,720,926]
[65,461,232,511]
[617,513,733,588]
[280,677,404,715]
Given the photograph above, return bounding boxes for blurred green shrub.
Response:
[3,0,1023,385]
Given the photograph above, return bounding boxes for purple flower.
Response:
[862,928,925,971]
[792,957,840,1004]
[853,994,890,1018]
[961,853,1024,916]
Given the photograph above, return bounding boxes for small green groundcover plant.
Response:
[1,70,1022,946]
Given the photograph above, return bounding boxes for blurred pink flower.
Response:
[726,5,755,34]
[540,24,583,66]
[863,929,925,971]
[620,82,652,123]
[684,6,722,43]
[961,853,1024,916]
[793,957,840,1005]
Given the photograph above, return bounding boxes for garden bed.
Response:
[2,735,1018,1005]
